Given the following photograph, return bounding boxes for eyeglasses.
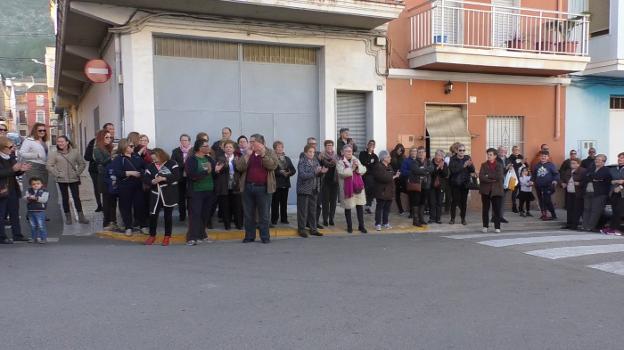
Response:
[104,136,113,139]
[458,149,466,152]
[37,129,46,133]
[0,129,7,132]
[200,144,210,148]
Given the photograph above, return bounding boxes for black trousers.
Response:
[408,189,427,207]
[450,186,469,220]
[394,178,405,213]
[428,188,444,222]
[511,187,520,211]
[149,201,173,237]
[219,191,243,229]
[374,199,392,226]
[177,177,188,220]
[100,176,118,228]
[565,192,583,228]
[118,184,145,230]
[481,194,502,229]
[58,182,83,213]
[610,193,624,231]
[271,187,289,223]
[188,191,216,241]
[364,175,375,207]
[89,171,102,208]
[321,182,338,223]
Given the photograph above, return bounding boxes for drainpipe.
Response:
[114,33,125,138]
[555,83,561,141]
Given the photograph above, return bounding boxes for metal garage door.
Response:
[336,92,367,152]
[153,37,319,203]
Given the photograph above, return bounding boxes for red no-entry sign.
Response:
[84,59,112,83]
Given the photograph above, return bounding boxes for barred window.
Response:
[486,116,524,153]
[610,96,624,110]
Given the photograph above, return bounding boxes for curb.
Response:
[96,225,429,245]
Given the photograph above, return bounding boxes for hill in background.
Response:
[0,0,55,79]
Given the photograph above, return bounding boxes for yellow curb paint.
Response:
[96,225,428,245]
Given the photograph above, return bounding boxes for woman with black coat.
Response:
[408,146,434,227]
[214,140,243,230]
[359,140,379,214]
[0,136,31,244]
[111,138,146,236]
[448,144,475,225]
[390,143,406,215]
[143,148,179,246]
[479,148,505,233]
[372,151,399,230]
[271,141,296,225]
[429,149,450,224]
[185,138,217,246]
[171,134,192,222]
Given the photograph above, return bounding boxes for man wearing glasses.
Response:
[581,147,597,171]
[560,150,579,174]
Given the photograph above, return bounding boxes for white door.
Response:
[609,110,624,164]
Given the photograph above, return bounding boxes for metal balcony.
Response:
[407,0,590,76]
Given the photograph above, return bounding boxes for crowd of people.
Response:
[0,122,623,246]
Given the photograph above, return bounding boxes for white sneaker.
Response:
[375,225,381,231]
[186,240,197,246]
[482,228,488,233]
[495,229,501,233]
[39,239,47,244]
[383,224,392,229]
[124,229,133,237]
[35,237,42,244]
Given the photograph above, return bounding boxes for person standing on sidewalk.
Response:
[171,134,192,222]
[560,158,586,230]
[0,136,31,244]
[337,145,368,234]
[390,143,406,216]
[531,151,560,221]
[559,149,579,175]
[19,123,50,186]
[319,140,339,226]
[602,153,624,235]
[214,140,243,230]
[271,141,296,225]
[372,151,399,231]
[429,149,449,224]
[24,177,49,244]
[46,135,89,225]
[337,128,358,156]
[296,144,327,237]
[581,147,597,171]
[479,148,505,233]
[111,139,146,236]
[496,146,512,223]
[94,129,117,231]
[84,123,114,212]
[143,148,179,246]
[407,146,433,227]
[508,145,525,213]
[448,144,474,225]
[582,154,611,232]
[359,140,379,215]
[236,134,279,244]
[186,138,217,246]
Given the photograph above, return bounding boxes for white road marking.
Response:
[443,231,569,240]
[525,244,624,259]
[479,234,620,247]
[587,261,624,276]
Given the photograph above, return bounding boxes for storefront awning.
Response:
[425,105,472,156]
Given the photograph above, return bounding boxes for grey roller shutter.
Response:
[426,105,472,156]
[336,92,367,151]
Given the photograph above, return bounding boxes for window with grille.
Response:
[610,96,624,109]
[154,37,239,60]
[19,111,26,124]
[486,116,524,153]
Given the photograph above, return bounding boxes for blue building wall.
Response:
[566,76,624,160]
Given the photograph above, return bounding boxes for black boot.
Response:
[356,205,367,233]
[345,209,353,233]
[412,207,422,227]
[418,206,425,226]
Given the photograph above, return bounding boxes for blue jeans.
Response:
[243,184,272,241]
[28,211,47,240]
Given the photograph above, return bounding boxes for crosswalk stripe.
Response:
[479,234,621,247]
[525,244,624,259]
[443,231,569,240]
[587,261,624,276]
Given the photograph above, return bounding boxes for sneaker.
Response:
[186,240,197,246]
[375,225,382,231]
[519,212,526,217]
[35,238,42,244]
[526,212,533,217]
[124,229,133,237]
[161,236,171,246]
[601,228,614,235]
[365,207,372,214]
[482,228,488,233]
[39,239,47,244]
[495,229,501,233]
[383,224,392,229]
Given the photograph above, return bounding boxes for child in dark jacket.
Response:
[24,177,49,244]
[531,151,560,220]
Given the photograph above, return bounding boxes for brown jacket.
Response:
[479,161,505,197]
[372,162,395,201]
[235,148,279,194]
[560,167,587,198]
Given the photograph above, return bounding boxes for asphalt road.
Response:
[2,231,624,350]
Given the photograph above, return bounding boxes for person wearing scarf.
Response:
[337,144,368,234]
[271,141,296,225]
[479,148,505,233]
[319,140,339,226]
[171,134,192,222]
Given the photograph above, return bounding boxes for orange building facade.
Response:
[385,0,590,166]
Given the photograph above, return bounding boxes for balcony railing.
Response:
[410,0,589,56]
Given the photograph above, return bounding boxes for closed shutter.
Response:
[486,116,524,153]
[433,1,463,45]
[491,0,518,47]
[426,105,472,156]
[337,92,367,151]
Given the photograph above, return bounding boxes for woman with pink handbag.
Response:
[337,145,368,233]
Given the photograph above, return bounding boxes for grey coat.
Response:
[46,147,86,183]
[296,157,321,195]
